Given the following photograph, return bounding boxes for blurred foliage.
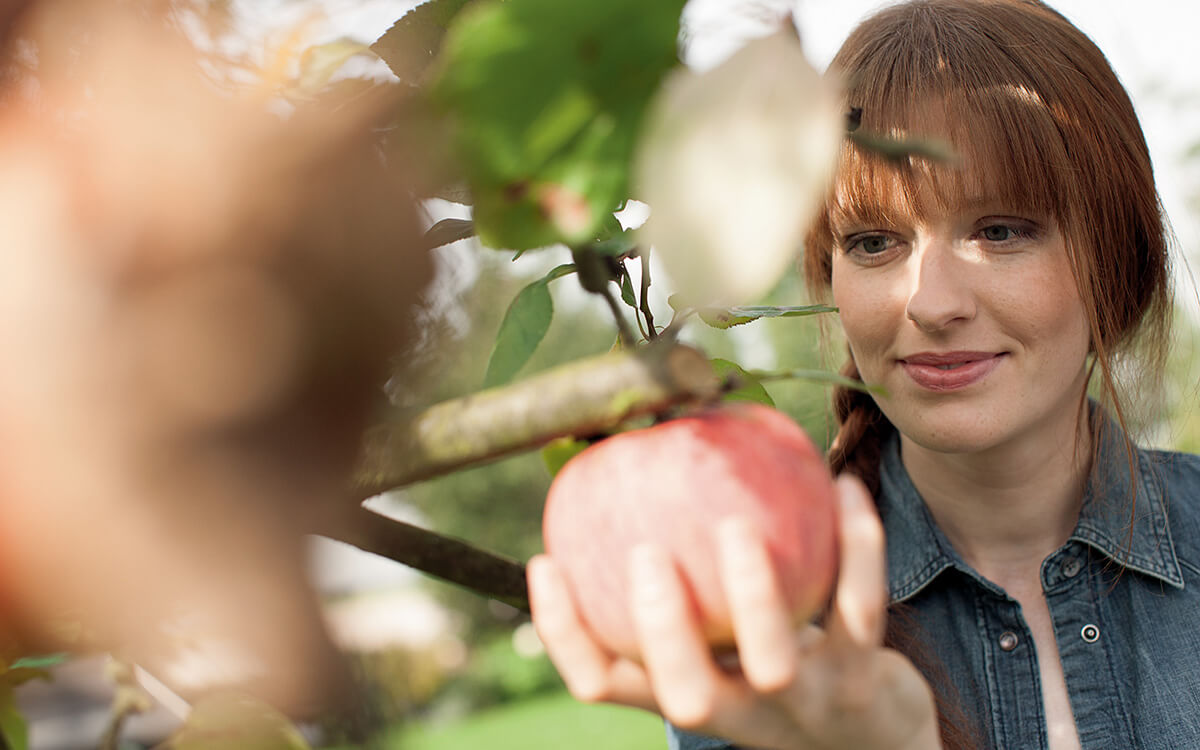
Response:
[159,694,312,750]
[342,647,452,730]
[436,631,560,710]
[1164,307,1200,452]
[382,690,666,750]
[424,0,686,249]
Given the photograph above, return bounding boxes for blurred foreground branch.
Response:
[356,340,720,496]
[326,507,531,611]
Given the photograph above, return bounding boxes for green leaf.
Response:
[698,304,838,329]
[0,687,27,750]
[596,211,625,240]
[619,271,637,308]
[848,130,958,165]
[371,0,478,85]
[424,217,476,248]
[483,264,576,387]
[591,229,637,259]
[541,436,590,477]
[711,359,775,408]
[8,653,67,671]
[1,652,67,688]
[431,0,687,250]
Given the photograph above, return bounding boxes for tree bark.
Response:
[354,339,719,497]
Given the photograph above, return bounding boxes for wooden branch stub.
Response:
[354,341,718,495]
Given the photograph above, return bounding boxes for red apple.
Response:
[542,401,838,661]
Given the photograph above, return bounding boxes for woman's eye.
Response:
[980,225,1017,242]
[849,235,895,254]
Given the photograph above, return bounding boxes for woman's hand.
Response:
[527,474,942,750]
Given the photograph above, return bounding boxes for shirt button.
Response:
[1062,557,1083,577]
[1081,624,1100,643]
[998,631,1019,651]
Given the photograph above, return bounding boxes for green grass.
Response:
[390,691,668,750]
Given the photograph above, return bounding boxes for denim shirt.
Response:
[668,428,1200,750]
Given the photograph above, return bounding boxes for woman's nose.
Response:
[904,241,977,332]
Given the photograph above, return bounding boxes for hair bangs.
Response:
[830,50,1074,238]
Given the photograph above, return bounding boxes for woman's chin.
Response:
[883,407,1008,457]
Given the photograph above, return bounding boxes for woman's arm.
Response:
[527,475,942,750]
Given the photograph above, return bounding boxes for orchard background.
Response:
[0,1,1197,749]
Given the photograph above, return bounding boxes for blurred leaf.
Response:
[371,0,478,84]
[483,264,576,387]
[431,0,686,249]
[425,217,476,248]
[699,304,838,329]
[591,230,637,259]
[749,368,886,395]
[384,90,470,202]
[160,693,310,750]
[634,28,842,307]
[849,130,958,165]
[596,211,625,240]
[0,688,26,750]
[541,436,589,477]
[1,652,66,688]
[292,38,370,97]
[8,653,67,671]
[711,358,775,407]
[619,272,637,308]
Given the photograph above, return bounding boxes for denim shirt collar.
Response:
[877,423,1185,605]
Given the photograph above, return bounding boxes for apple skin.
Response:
[542,402,838,661]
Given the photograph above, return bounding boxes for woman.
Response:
[527,1,1200,748]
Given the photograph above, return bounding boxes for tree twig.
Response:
[324,506,531,611]
[639,248,657,339]
[98,659,151,750]
[354,340,719,496]
[599,282,637,347]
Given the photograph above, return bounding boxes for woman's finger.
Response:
[826,473,888,650]
[527,554,655,708]
[627,543,726,728]
[716,516,797,692]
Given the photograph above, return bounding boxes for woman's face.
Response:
[830,193,1092,456]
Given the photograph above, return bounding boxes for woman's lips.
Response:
[899,352,1005,391]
